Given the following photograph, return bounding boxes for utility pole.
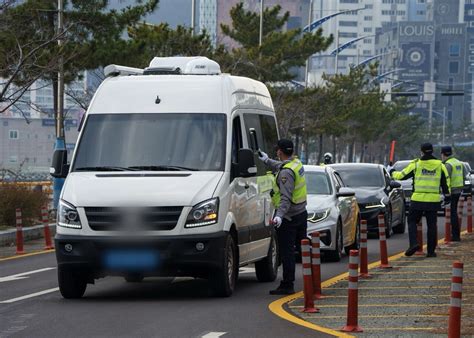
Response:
[304,0,313,87]
[191,0,196,36]
[53,0,66,209]
[259,0,264,46]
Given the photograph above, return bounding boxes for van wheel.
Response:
[255,232,279,282]
[210,234,237,297]
[58,267,87,299]
[124,274,144,283]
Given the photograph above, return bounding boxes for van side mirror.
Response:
[50,149,69,178]
[238,148,257,177]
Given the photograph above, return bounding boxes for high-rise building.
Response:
[199,0,218,46]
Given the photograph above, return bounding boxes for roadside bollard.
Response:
[341,250,363,333]
[415,220,425,256]
[310,232,323,299]
[445,205,452,244]
[468,196,473,233]
[41,206,54,250]
[458,197,465,230]
[448,261,463,338]
[301,239,319,313]
[377,214,391,268]
[15,208,25,255]
[359,220,371,278]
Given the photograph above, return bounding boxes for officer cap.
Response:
[277,139,294,156]
[441,146,452,156]
[420,142,433,154]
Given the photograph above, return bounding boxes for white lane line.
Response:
[0,267,56,283]
[201,332,227,338]
[0,287,59,303]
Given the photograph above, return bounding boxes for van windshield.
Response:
[72,113,226,172]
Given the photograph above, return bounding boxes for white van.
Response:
[51,57,280,298]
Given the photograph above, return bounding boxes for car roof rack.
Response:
[104,64,143,77]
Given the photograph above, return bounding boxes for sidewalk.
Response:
[287,232,474,337]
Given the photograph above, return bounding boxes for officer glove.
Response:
[272,216,282,228]
[258,151,269,162]
[444,194,451,205]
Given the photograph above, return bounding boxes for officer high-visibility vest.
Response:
[446,157,464,189]
[392,159,448,203]
[271,158,307,208]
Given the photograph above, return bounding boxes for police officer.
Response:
[258,139,307,295]
[389,143,450,257]
[441,146,465,241]
[321,152,333,165]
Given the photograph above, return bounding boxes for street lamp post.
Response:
[191,0,196,36]
[259,0,264,46]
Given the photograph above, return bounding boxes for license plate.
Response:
[103,249,159,271]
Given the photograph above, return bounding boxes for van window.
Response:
[231,116,242,164]
[243,114,263,151]
[73,113,226,172]
[260,115,278,156]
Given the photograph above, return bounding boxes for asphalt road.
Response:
[0,217,450,338]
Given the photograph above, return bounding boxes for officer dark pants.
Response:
[450,193,461,240]
[408,207,437,254]
[277,211,308,286]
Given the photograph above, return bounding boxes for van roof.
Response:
[88,74,274,115]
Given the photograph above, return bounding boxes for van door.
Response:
[241,111,277,262]
[229,115,251,263]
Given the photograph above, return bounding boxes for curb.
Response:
[268,231,462,337]
[0,223,56,246]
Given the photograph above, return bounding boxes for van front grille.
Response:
[84,206,183,231]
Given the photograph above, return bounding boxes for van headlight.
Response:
[58,200,82,229]
[185,198,219,228]
[308,209,331,223]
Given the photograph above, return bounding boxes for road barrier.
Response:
[310,232,323,299]
[359,220,371,278]
[341,250,363,333]
[301,239,319,313]
[448,261,463,338]
[15,208,25,255]
[41,206,54,250]
[445,205,452,244]
[468,196,472,233]
[415,220,425,255]
[377,214,391,268]
[458,198,464,230]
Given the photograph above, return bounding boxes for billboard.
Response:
[399,42,432,80]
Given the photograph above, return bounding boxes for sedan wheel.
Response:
[326,220,343,262]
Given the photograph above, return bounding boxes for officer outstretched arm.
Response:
[391,159,417,181]
[258,151,282,174]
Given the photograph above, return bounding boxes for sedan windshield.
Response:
[306,172,332,195]
[335,167,384,188]
[73,113,226,172]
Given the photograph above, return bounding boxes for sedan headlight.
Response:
[308,209,331,223]
[58,200,82,229]
[185,198,219,228]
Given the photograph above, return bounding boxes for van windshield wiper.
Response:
[127,165,199,171]
[75,166,136,172]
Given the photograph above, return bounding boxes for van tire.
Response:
[255,232,279,282]
[210,234,237,297]
[58,267,87,299]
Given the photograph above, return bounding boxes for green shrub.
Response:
[0,184,49,228]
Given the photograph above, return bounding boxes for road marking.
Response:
[354,278,450,282]
[0,249,55,262]
[0,287,59,303]
[312,294,450,298]
[370,271,451,274]
[201,332,227,338]
[301,314,450,319]
[0,267,56,283]
[327,286,447,290]
[364,327,438,331]
[291,303,464,308]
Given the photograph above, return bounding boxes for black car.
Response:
[329,163,406,237]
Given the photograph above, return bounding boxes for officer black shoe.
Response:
[451,238,461,242]
[426,252,437,258]
[269,283,295,295]
[404,245,420,257]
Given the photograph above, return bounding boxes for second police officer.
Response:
[258,139,308,295]
[390,143,450,257]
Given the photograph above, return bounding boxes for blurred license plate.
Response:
[103,250,158,270]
